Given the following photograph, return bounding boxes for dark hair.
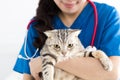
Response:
[33,0,60,49]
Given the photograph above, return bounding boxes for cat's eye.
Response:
[54,44,60,50]
[68,44,73,48]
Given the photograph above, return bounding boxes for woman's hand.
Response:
[23,73,34,80]
[29,56,42,80]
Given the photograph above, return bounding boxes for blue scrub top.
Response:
[13,2,120,74]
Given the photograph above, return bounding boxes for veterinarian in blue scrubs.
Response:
[13,0,120,80]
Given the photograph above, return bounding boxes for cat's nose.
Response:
[62,51,66,56]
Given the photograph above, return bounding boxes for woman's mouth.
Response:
[64,3,74,8]
[62,1,80,9]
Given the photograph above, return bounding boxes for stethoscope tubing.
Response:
[87,0,98,47]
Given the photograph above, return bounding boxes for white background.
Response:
[0,0,119,80]
[0,0,39,79]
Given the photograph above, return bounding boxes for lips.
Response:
[64,3,74,8]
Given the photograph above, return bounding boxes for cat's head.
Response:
[44,29,84,57]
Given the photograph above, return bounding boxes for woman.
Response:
[13,0,120,80]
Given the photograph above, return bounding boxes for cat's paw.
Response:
[92,50,113,71]
[104,63,113,71]
[42,70,54,80]
[100,58,113,71]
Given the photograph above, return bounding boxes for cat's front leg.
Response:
[42,64,54,80]
[91,50,113,71]
[41,56,56,80]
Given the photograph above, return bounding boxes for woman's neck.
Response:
[59,0,88,27]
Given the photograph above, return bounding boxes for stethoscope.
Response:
[18,0,98,60]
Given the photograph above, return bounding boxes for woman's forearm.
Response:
[55,57,120,80]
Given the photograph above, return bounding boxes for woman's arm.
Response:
[23,74,34,80]
[56,56,120,80]
[29,57,42,80]
[30,56,120,80]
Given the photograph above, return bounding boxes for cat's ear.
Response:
[70,29,81,37]
[44,30,57,38]
[44,30,52,38]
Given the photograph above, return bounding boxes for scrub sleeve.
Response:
[13,23,40,74]
[99,7,120,56]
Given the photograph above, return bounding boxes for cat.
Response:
[40,29,113,80]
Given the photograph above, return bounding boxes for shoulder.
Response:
[94,2,120,27]
[27,20,39,38]
[94,2,115,10]
[94,2,119,17]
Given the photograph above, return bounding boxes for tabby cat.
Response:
[40,29,113,80]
